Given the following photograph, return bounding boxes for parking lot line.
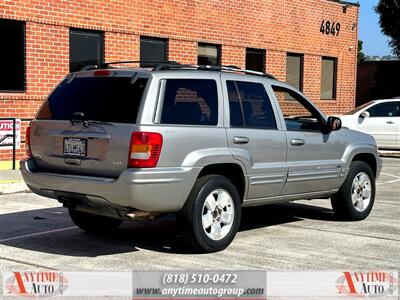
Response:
[377,179,400,185]
[0,226,77,243]
[380,172,400,179]
[377,172,400,185]
[0,256,58,270]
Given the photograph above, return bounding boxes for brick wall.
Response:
[0,0,358,162]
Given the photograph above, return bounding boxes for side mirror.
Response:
[360,111,370,118]
[326,116,342,131]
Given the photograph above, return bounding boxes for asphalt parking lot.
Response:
[0,157,399,274]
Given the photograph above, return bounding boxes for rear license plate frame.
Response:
[63,137,87,158]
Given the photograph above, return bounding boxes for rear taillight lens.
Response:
[128,132,163,168]
[25,125,32,158]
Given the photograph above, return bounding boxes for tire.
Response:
[178,175,241,253]
[68,208,123,233]
[331,161,375,221]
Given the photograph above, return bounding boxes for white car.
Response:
[339,99,400,149]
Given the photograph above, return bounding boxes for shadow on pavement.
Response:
[0,201,335,256]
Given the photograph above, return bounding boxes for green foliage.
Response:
[375,0,400,56]
[358,40,366,63]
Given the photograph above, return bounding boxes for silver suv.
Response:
[21,62,381,252]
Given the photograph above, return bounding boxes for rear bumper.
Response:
[20,158,200,213]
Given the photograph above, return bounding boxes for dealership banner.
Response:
[132,271,265,299]
[2,270,398,298]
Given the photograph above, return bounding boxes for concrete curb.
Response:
[0,181,30,195]
[379,150,400,158]
[0,169,29,195]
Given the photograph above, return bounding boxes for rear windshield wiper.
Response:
[70,112,113,127]
[85,120,114,127]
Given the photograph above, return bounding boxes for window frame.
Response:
[285,53,304,97]
[320,56,337,100]
[0,19,26,93]
[69,28,104,73]
[140,36,168,67]
[197,43,221,66]
[245,48,266,73]
[226,80,278,130]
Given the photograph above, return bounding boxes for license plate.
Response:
[63,138,87,157]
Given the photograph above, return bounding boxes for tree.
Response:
[375,0,400,56]
[358,40,366,63]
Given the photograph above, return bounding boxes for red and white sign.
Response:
[0,119,21,150]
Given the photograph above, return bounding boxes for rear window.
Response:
[37,76,148,123]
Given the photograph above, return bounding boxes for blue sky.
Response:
[358,0,391,56]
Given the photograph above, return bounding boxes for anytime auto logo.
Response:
[336,271,398,297]
[4,271,69,297]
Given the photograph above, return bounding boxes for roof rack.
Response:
[153,62,277,79]
[80,60,276,79]
[80,60,180,71]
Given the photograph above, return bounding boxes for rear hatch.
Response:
[30,70,150,178]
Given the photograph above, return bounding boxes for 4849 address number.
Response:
[320,20,341,36]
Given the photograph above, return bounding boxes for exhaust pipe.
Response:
[125,210,159,220]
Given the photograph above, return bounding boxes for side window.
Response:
[160,79,218,125]
[271,85,323,131]
[366,102,400,117]
[227,81,277,129]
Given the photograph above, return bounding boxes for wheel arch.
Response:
[351,153,378,177]
[196,163,247,202]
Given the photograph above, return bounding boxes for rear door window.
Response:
[37,76,148,123]
[227,80,277,129]
[160,79,218,125]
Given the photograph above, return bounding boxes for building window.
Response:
[70,29,103,72]
[286,53,303,91]
[198,43,220,66]
[246,48,265,73]
[321,57,337,100]
[140,37,168,67]
[0,19,25,92]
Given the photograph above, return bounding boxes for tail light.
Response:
[25,125,32,158]
[128,132,163,168]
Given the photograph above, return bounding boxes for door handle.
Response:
[233,136,249,144]
[290,138,305,146]
[386,121,395,124]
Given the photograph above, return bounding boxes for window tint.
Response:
[366,102,400,117]
[227,81,276,129]
[140,37,167,67]
[37,76,148,123]
[161,79,218,125]
[70,29,103,72]
[0,19,24,91]
[272,85,322,131]
[198,43,220,66]
[286,53,303,92]
[246,48,265,73]
[321,57,337,100]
